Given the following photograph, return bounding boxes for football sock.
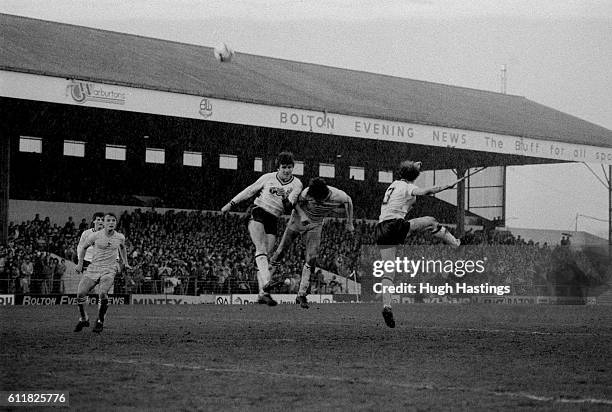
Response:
[78,305,88,321]
[77,296,88,321]
[255,254,270,294]
[256,271,264,295]
[382,276,394,307]
[432,225,460,247]
[98,298,109,323]
[298,263,311,296]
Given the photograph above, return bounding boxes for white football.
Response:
[214,43,234,62]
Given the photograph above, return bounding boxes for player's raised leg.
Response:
[408,216,460,247]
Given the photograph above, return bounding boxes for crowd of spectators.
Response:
[116,209,379,295]
[0,213,74,294]
[0,246,68,295]
[1,209,609,297]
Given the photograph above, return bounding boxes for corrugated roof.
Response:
[1,13,611,148]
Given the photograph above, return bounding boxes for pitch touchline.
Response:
[104,358,612,406]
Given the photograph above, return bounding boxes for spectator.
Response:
[41,255,54,294]
[54,258,66,293]
[287,273,300,293]
[0,248,7,293]
[163,275,181,294]
[314,269,326,294]
[328,275,342,294]
[78,218,89,234]
[20,257,33,294]
[64,216,75,233]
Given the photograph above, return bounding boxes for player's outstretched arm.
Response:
[412,176,466,196]
[221,176,267,212]
[221,201,236,213]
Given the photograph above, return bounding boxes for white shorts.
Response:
[84,263,119,283]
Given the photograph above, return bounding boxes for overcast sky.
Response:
[2,0,611,238]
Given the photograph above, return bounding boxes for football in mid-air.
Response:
[214,43,234,62]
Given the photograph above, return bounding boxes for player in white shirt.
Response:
[265,178,354,308]
[375,161,464,328]
[221,152,303,306]
[74,213,131,333]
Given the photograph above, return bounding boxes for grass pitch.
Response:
[1,303,611,411]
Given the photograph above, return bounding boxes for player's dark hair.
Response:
[92,212,105,220]
[308,178,330,201]
[105,212,118,220]
[398,161,421,181]
[276,151,295,167]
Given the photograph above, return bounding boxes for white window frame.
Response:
[63,140,85,157]
[319,162,335,178]
[146,148,165,164]
[219,154,238,170]
[349,166,365,181]
[183,151,202,167]
[378,170,393,183]
[293,160,304,176]
[105,144,127,161]
[19,136,42,153]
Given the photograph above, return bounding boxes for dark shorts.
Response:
[248,206,279,235]
[375,219,411,248]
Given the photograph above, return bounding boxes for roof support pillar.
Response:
[0,133,9,246]
[609,165,611,258]
[456,167,466,237]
